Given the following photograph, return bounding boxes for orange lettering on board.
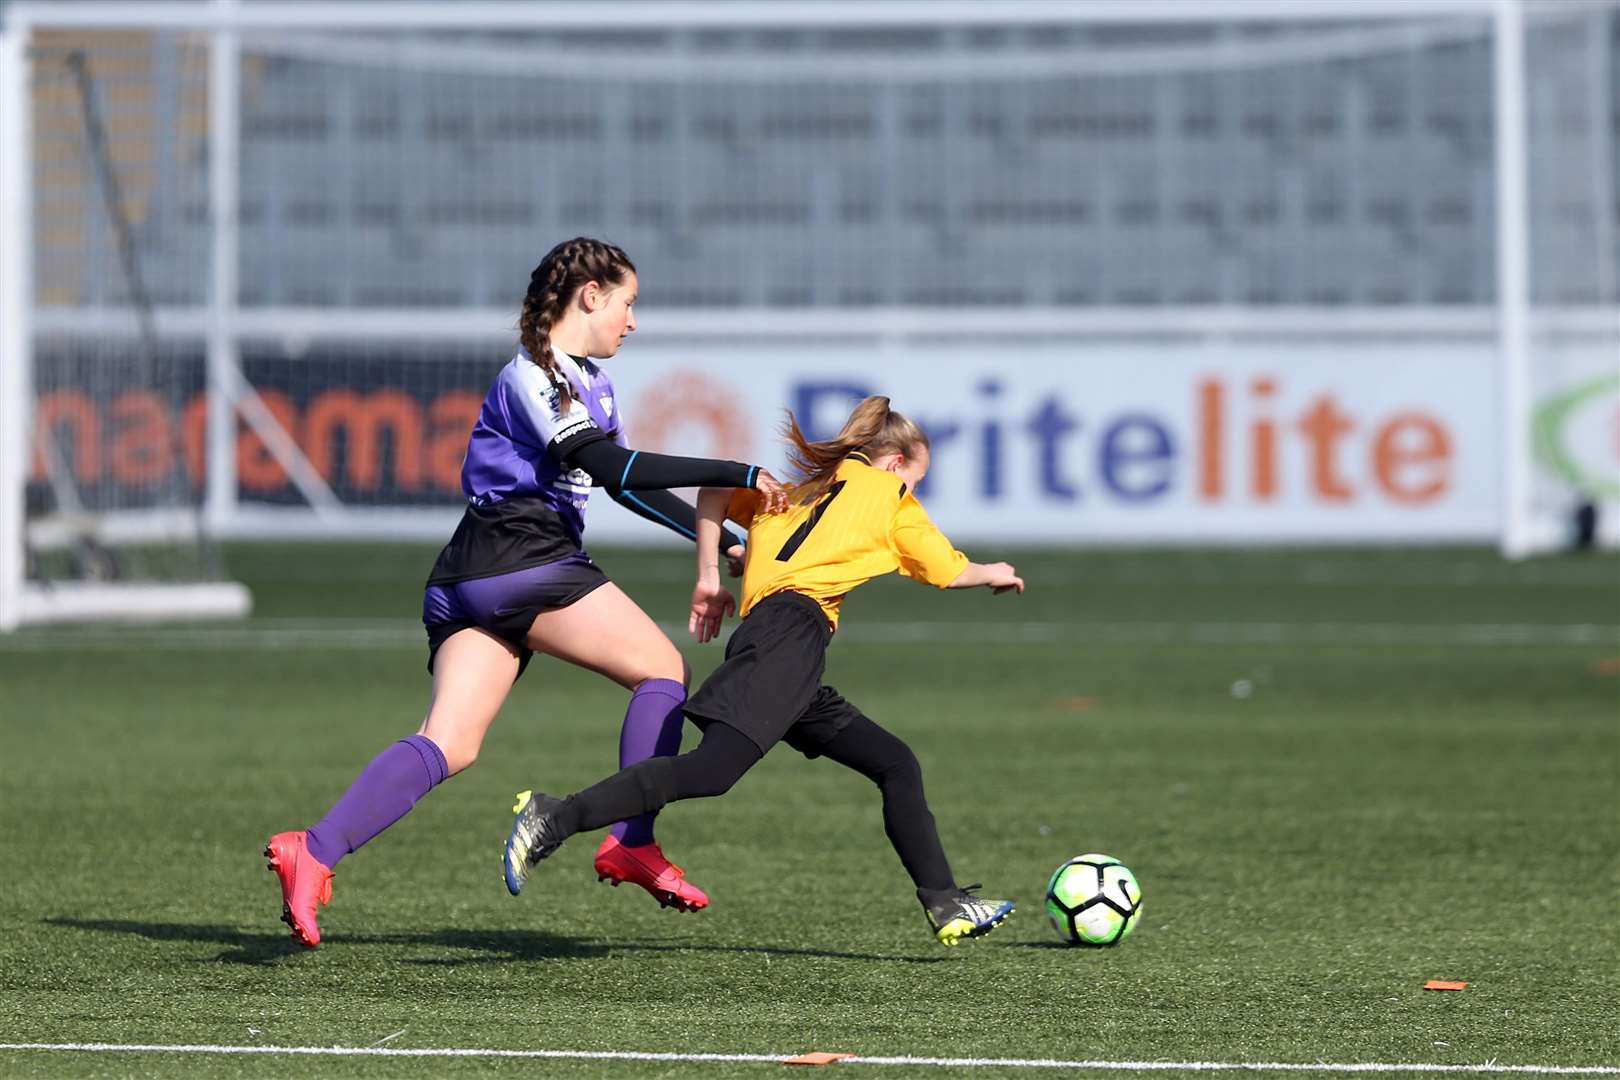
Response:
[182,393,208,489]
[427,392,481,494]
[1297,395,1355,502]
[108,391,174,486]
[1249,378,1278,501]
[1373,413,1451,504]
[304,389,424,491]
[32,391,100,485]
[1197,378,1223,501]
[238,389,300,492]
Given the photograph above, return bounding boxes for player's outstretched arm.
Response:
[891,495,1022,593]
[946,560,1025,595]
[689,488,738,642]
[606,486,744,564]
[566,436,788,511]
[506,358,787,509]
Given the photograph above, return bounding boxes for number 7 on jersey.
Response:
[774,481,847,562]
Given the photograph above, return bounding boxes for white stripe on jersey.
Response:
[507,350,601,450]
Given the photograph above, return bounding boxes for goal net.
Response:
[2,1,1615,631]
[1522,9,1619,552]
[1,23,248,628]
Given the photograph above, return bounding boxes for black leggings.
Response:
[563,717,955,892]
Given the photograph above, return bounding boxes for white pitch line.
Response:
[0,1044,1617,1074]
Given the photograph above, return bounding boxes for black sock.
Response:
[816,714,956,893]
[565,722,761,834]
[553,794,584,837]
[916,885,961,909]
[566,757,678,833]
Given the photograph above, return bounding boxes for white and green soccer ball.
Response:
[1045,854,1142,947]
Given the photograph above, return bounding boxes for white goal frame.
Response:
[0,0,1610,630]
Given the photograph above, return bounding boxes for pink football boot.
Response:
[594,835,709,912]
[265,831,334,947]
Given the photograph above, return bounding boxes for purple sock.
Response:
[305,734,450,869]
[610,677,686,846]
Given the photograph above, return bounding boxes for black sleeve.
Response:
[558,433,758,492]
[608,488,745,554]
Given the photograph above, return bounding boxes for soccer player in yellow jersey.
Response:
[505,396,1025,945]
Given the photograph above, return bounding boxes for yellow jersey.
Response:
[724,453,970,631]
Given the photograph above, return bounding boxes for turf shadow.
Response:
[46,917,954,967]
[389,935,953,966]
[43,917,607,966]
[44,916,310,965]
[393,928,611,964]
[45,915,967,967]
[1006,940,1110,951]
[596,940,954,965]
[365,936,951,968]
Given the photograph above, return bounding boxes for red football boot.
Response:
[265,831,334,948]
[594,835,709,912]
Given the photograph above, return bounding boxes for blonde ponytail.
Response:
[781,395,929,499]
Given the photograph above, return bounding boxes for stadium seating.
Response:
[29,16,1620,310]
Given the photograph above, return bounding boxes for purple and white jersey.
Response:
[460,349,626,541]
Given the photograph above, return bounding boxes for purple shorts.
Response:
[422,553,609,675]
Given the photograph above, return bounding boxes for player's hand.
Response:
[724,543,746,578]
[753,469,790,513]
[689,577,736,643]
[985,562,1025,595]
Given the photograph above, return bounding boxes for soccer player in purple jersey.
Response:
[265,237,787,947]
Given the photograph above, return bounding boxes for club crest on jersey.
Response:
[600,395,615,418]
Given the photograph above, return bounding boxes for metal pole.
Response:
[206,0,240,534]
[1494,0,1534,558]
[1587,8,1617,305]
[9,0,1510,30]
[0,12,33,630]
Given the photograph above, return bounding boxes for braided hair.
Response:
[517,237,636,412]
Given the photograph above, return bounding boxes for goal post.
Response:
[1,0,1615,634]
[1518,1,1620,553]
[0,4,250,630]
[1494,0,1535,560]
[0,14,28,630]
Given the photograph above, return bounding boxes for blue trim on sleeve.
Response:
[746,464,759,488]
[623,492,696,540]
[619,450,640,491]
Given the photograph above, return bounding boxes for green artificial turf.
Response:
[1,544,1616,1079]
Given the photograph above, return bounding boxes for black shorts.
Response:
[422,553,610,676]
[684,591,867,759]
